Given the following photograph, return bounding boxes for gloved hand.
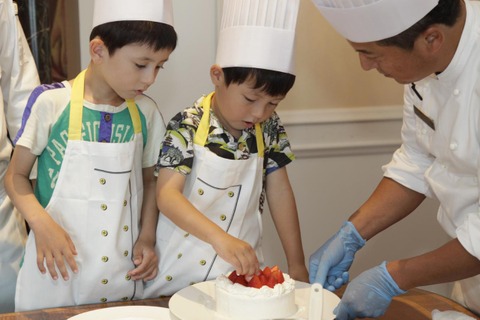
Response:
[334,261,406,320]
[309,221,365,291]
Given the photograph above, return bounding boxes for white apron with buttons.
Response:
[145,92,265,297]
[15,70,144,311]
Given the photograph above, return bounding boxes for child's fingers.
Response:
[55,255,70,281]
[131,263,158,281]
[129,260,158,280]
[36,251,47,274]
[44,253,59,280]
[235,246,259,276]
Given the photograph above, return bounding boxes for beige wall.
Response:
[281,0,403,111]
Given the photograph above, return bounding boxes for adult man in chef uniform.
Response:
[0,0,39,313]
[308,0,480,318]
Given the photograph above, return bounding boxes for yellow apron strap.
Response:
[193,92,214,147]
[125,99,142,134]
[255,122,264,158]
[194,91,264,157]
[68,70,86,140]
[68,69,142,140]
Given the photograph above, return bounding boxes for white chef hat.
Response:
[216,0,300,75]
[311,0,439,42]
[92,0,174,29]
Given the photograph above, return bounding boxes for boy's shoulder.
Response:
[168,97,205,128]
[134,94,157,109]
[134,93,163,120]
[27,81,71,112]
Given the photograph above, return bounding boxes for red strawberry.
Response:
[262,266,272,277]
[248,275,263,289]
[228,271,249,286]
[259,273,268,285]
[266,276,277,288]
[271,269,285,284]
[235,274,248,286]
[228,271,238,283]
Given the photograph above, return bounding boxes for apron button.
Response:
[166,275,173,281]
[198,188,204,195]
[101,256,109,262]
[100,298,107,303]
[199,260,207,266]
[220,214,227,221]
[121,297,129,301]
[184,233,190,238]
[125,274,132,281]
[228,191,234,197]
[123,200,128,206]
[177,253,183,259]
[123,225,129,232]
[101,204,108,211]
[101,279,108,285]
[104,113,112,122]
[189,282,196,286]
[124,250,129,257]
[99,178,106,185]
[101,230,108,237]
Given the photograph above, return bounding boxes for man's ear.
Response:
[210,64,224,85]
[422,27,443,54]
[90,38,107,64]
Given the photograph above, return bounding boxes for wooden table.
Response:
[0,298,169,320]
[337,287,478,320]
[2,288,477,319]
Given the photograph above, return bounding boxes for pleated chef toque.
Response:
[311,0,439,42]
[92,0,174,28]
[216,0,300,75]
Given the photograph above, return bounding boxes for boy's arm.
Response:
[266,167,309,282]
[156,168,259,276]
[5,145,78,280]
[130,166,159,281]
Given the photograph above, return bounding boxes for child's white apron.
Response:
[15,70,144,311]
[145,92,265,297]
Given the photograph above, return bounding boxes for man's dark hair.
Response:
[378,0,461,50]
[90,21,177,55]
[222,67,295,97]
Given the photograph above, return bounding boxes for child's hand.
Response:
[32,214,78,281]
[212,233,259,276]
[129,238,158,281]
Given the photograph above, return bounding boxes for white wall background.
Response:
[76,0,451,296]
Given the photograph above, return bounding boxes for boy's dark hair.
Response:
[378,0,461,50]
[90,21,177,55]
[222,67,295,97]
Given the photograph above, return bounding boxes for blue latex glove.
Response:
[309,221,365,291]
[334,261,406,320]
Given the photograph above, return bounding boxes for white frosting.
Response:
[215,273,297,319]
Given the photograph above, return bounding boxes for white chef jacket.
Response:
[0,0,39,313]
[383,0,480,314]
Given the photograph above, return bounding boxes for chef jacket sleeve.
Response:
[0,0,40,140]
[382,85,435,198]
[136,95,166,168]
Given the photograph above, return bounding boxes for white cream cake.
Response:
[215,273,297,319]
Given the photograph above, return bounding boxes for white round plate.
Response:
[68,306,171,320]
[169,281,340,320]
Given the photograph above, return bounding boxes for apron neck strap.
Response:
[68,69,142,141]
[194,92,265,157]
